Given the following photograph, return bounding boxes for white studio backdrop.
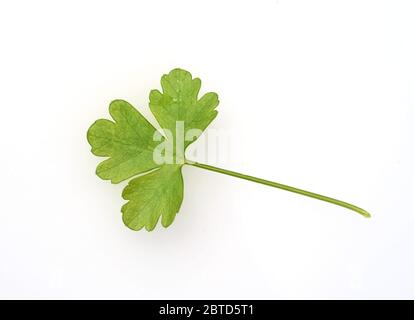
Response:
[0,0,413,299]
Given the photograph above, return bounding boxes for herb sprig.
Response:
[87,68,370,231]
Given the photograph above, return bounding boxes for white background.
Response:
[0,0,413,299]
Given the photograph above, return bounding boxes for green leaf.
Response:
[87,99,160,184]
[121,165,184,231]
[88,68,371,232]
[149,68,219,148]
[87,69,218,231]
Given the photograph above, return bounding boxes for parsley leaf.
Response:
[121,165,183,231]
[149,68,219,148]
[88,68,370,232]
[88,69,217,231]
[87,100,160,184]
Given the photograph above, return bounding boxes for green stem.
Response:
[187,161,370,218]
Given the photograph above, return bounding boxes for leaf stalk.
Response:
[186,161,371,218]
